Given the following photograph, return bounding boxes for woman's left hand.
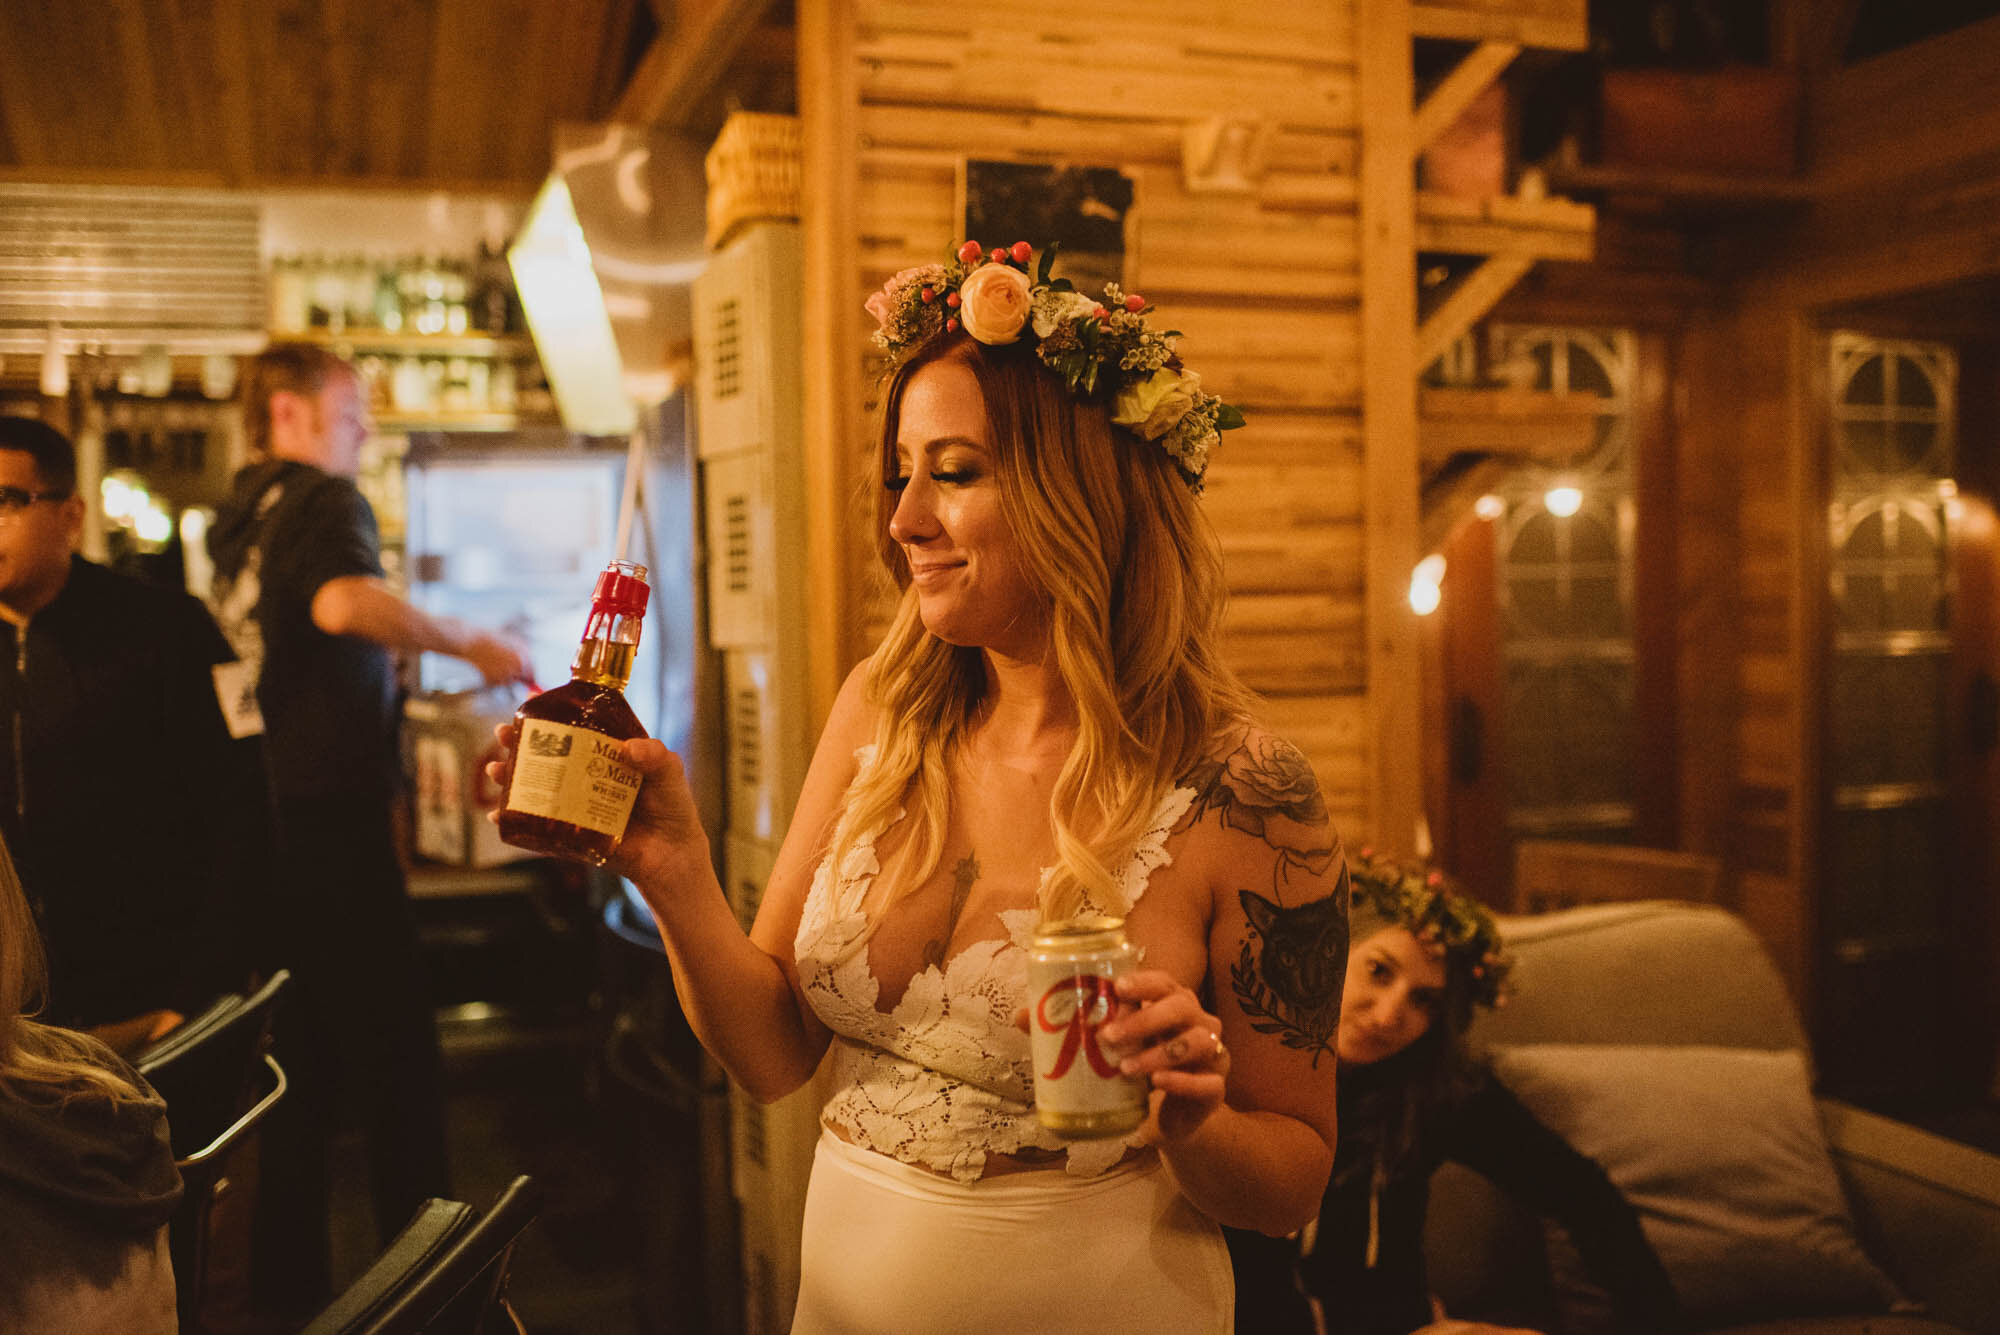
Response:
[1098,968,1231,1145]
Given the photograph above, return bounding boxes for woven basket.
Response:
[705,112,802,251]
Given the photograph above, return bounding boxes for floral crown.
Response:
[1349,847,1511,1012]
[864,239,1245,491]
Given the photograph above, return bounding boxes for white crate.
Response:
[692,223,802,464]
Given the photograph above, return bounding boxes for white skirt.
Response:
[792,1129,1233,1335]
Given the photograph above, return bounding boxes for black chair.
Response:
[136,970,291,1335]
[301,1175,544,1335]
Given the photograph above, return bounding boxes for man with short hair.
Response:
[0,413,266,1032]
[209,342,530,1312]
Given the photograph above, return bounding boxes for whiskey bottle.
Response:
[498,560,650,865]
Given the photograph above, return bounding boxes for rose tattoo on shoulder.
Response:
[1179,730,1339,890]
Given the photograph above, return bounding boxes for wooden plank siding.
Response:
[800,0,1377,839]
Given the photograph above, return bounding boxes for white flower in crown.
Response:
[1112,367,1203,442]
[957,263,1033,345]
[1032,288,1098,339]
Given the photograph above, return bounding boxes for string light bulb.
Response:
[1544,484,1583,517]
[1409,553,1446,616]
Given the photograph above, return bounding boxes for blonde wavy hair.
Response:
[827,333,1255,927]
[0,836,143,1104]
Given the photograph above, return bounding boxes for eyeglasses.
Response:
[0,486,70,518]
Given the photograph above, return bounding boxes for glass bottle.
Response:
[498,561,650,865]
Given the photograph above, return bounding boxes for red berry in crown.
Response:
[945,291,961,308]
[957,240,985,264]
[1010,241,1032,263]
[989,246,1007,263]
[920,286,935,303]
[1125,294,1145,312]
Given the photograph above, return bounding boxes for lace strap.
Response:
[1109,785,1197,917]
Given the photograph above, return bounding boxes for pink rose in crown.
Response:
[865,264,947,327]
[957,263,1033,345]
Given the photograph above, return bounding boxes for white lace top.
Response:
[794,760,1197,1183]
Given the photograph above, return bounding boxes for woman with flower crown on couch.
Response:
[489,240,1346,1331]
[1225,850,1683,1335]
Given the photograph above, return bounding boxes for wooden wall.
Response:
[800,1,1383,839]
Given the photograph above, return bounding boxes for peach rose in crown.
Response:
[956,263,1033,345]
[1112,367,1202,440]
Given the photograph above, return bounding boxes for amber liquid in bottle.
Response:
[498,561,650,866]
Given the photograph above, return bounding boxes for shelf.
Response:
[1544,160,1817,214]
[277,328,536,357]
[375,410,558,433]
[1416,191,1596,262]
[1411,0,1587,52]
[1419,385,1602,468]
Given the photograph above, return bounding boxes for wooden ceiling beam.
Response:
[1414,41,1519,155]
[614,0,777,129]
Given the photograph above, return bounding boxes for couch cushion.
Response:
[1489,1043,1906,1326]
[1478,903,1808,1054]
[1700,1319,1964,1335]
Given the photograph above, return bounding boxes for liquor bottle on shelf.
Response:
[498,561,651,865]
[472,239,512,334]
[270,256,309,333]
[307,254,342,330]
[443,258,470,336]
[373,262,405,332]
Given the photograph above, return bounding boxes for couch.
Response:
[1421,901,2000,1334]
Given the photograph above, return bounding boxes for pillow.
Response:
[1487,1043,1905,1323]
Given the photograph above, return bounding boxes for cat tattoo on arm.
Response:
[1180,729,1350,1065]
[1233,871,1350,1066]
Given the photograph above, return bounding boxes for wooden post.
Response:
[1359,0,1422,856]
[796,0,861,731]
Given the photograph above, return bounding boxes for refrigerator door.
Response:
[402,436,662,732]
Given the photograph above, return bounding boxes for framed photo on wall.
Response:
[958,160,1134,295]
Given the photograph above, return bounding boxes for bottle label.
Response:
[504,719,641,839]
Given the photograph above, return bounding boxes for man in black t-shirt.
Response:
[209,343,529,1313]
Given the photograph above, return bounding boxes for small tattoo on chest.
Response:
[921,853,982,970]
